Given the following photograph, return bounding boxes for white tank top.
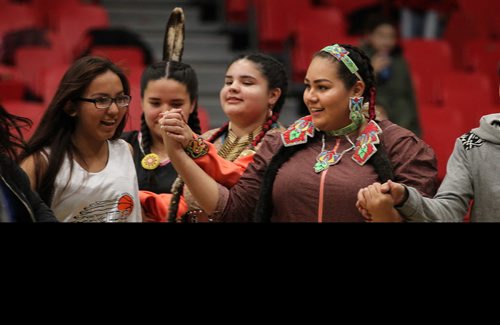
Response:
[51,140,142,222]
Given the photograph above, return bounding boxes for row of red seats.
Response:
[0,0,109,63]
[0,1,210,137]
[404,38,499,180]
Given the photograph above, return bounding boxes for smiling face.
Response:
[220,59,279,127]
[303,56,364,131]
[74,70,128,143]
[142,78,194,141]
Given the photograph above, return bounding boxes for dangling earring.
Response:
[349,96,364,127]
[324,97,365,136]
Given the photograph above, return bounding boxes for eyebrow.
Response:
[89,91,124,97]
[304,78,332,84]
[225,75,257,80]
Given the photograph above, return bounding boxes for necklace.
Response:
[217,126,261,162]
[314,134,355,173]
[138,132,163,170]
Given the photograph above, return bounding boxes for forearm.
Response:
[169,149,220,214]
[194,140,252,188]
[397,186,469,222]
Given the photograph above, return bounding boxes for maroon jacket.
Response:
[213,120,438,222]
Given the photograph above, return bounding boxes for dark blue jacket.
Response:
[0,154,57,222]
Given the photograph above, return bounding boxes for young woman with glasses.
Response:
[19,56,142,222]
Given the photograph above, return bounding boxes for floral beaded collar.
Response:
[281,116,383,171]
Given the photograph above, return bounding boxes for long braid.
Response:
[342,44,394,182]
[139,113,152,154]
[187,105,202,135]
[139,112,162,192]
[254,144,305,222]
[251,110,280,147]
[168,121,227,222]
[369,86,376,121]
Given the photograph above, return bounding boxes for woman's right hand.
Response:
[159,108,194,151]
[357,182,403,222]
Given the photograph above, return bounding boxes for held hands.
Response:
[356,180,406,222]
[159,108,194,151]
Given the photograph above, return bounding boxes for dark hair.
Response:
[170,53,289,222]
[19,56,130,205]
[254,44,393,222]
[207,53,288,147]
[0,104,32,162]
[139,60,201,155]
[316,44,377,119]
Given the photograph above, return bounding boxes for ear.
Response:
[268,88,282,106]
[352,80,365,97]
[63,102,78,117]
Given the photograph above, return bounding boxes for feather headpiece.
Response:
[163,7,185,62]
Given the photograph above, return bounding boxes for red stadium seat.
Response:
[226,0,250,23]
[441,72,495,131]
[90,46,146,69]
[0,3,41,39]
[316,0,382,15]
[403,39,453,105]
[0,79,25,101]
[123,65,144,132]
[0,65,25,101]
[51,4,110,61]
[462,39,500,105]
[291,7,349,81]
[41,63,70,106]
[253,0,311,52]
[14,46,67,98]
[419,104,465,181]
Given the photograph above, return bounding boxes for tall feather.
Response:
[163,7,185,62]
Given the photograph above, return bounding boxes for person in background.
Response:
[19,56,141,222]
[160,43,437,222]
[0,104,57,222]
[360,17,421,136]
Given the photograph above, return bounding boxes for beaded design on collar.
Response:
[282,116,383,167]
[351,120,382,166]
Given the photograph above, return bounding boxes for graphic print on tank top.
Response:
[72,193,135,222]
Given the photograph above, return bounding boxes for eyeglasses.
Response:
[76,95,131,110]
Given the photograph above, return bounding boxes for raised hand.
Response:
[159,108,194,151]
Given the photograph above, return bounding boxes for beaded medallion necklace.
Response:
[314,134,356,173]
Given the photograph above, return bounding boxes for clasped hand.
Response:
[356,180,406,222]
[159,108,195,150]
